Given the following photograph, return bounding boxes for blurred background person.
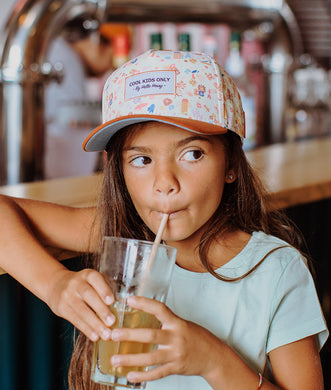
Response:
[44,16,114,179]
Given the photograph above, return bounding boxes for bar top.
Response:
[1,136,330,210]
[246,136,331,209]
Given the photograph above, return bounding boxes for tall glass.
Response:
[91,237,177,389]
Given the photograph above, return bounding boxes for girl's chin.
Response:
[146,215,202,243]
[163,230,200,246]
[157,232,183,244]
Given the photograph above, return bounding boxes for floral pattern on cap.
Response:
[102,50,245,138]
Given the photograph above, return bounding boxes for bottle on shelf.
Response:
[202,34,217,59]
[99,23,131,69]
[150,32,163,50]
[178,32,191,51]
[112,33,131,69]
[286,66,330,141]
[225,31,258,150]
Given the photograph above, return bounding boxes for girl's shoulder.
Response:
[220,231,306,280]
[248,231,303,265]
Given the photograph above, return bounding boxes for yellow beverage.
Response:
[93,302,161,377]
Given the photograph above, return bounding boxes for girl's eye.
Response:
[182,149,204,162]
[130,156,152,167]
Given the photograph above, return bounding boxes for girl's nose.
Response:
[153,165,180,196]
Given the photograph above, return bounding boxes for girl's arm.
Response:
[110,296,324,390]
[203,334,323,390]
[0,195,115,341]
[268,336,324,389]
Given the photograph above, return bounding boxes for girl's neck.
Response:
[168,230,251,273]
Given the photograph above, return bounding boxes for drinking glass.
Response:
[91,236,177,389]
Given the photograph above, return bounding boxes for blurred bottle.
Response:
[100,23,131,69]
[150,32,163,50]
[286,66,330,141]
[178,32,191,51]
[225,31,257,150]
[202,34,217,59]
[162,23,178,50]
[112,33,130,68]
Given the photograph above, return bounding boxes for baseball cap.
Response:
[83,50,245,152]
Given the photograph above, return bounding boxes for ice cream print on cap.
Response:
[83,50,245,152]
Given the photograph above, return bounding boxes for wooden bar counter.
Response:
[1,136,331,275]
[1,136,330,208]
[246,136,331,209]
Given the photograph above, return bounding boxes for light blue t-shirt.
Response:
[146,231,328,390]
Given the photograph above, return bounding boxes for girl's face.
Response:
[122,122,233,247]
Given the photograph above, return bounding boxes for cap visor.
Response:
[83,115,228,151]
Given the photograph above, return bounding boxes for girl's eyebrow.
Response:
[176,135,213,148]
[123,135,213,152]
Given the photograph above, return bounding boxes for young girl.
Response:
[0,50,328,390]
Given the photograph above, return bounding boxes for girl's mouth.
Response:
[168,210,181,219]
[157,209,183,219]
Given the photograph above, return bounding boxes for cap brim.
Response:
[83,115,228,151]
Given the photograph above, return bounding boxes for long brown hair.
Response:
[68,123,305,389]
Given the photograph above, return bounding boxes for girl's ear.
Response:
[225,170,237,183]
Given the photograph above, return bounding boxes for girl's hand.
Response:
[109,295,224,384]
[46,268,115,342]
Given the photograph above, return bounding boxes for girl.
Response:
[0,50,328,390]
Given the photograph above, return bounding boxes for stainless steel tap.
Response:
[0,0,107,185]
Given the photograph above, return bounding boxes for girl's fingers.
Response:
[52,269,116,340]
[83,269,114,306]
[127,362,176,384]
[111,348,170,370]
[111,327,170,345]
[48,268,116,341]
[64,307,100,342]
[76,279,115,327]
[127,296,176,324]
[67,298,112,341]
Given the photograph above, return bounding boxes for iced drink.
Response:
[93,300,161,377]
[90,237,176,389]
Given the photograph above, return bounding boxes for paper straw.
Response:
[146,213,169,271]
[136,213,169,296]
